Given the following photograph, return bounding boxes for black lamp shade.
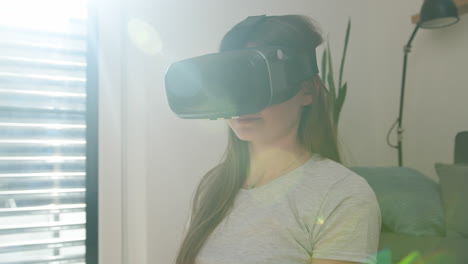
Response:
[419,0,460,28]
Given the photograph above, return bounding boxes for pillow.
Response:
[350,167,445,236]
[435,163,468,238]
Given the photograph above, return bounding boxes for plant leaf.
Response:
[339,18,351,89]
[335,82,347,123]
[327,42,336,101]
[321,48,327,83]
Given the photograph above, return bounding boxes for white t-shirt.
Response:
[194,154,382,264]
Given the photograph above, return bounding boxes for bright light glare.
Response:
[128,18,163,55]
[0,123,85,129]
[0,88,86,98]
[0,172,85,177]
[0,156,85,162]
[0,140,86,145]
[0,56,86,67]
[0,0,88,32]
[0,72,85,83]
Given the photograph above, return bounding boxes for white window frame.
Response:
[98,0,148,263]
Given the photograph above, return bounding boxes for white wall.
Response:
[99,0,149,263]
[101,0,468,263]
[98,0,123,263]
[369,0,468,181]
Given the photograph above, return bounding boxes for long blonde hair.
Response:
[176,15,340,264]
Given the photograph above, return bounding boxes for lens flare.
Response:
[375,248,458,264]
[127,18,162,55]
[375,248,392,264]
[398,250,421,264]
[316,216,324,225]
[415,249,458,264]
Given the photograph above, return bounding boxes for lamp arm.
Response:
[396,24,420,167]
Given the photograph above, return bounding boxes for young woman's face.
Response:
[226,85,313,144]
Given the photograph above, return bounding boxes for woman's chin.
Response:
[233,131,258,142]
[236,134,256,142]
[228,121,264,142]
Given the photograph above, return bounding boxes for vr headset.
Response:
[164,18,319,120]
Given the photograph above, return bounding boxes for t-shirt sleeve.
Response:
[310,174,382,264]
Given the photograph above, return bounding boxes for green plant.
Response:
[321,18,351,127]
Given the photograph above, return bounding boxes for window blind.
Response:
[0,2,90,263]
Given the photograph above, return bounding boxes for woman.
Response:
[176,15,381,264]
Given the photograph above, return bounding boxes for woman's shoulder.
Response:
[292,157,380,222]
[298,155,377,200]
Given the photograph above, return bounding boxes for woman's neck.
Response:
[247,137,311,179]
[249,145,308,167]
[248,127,306,159]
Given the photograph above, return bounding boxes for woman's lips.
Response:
[235,114,262,120]
[238,117,262,120]
[235,116,262,124]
